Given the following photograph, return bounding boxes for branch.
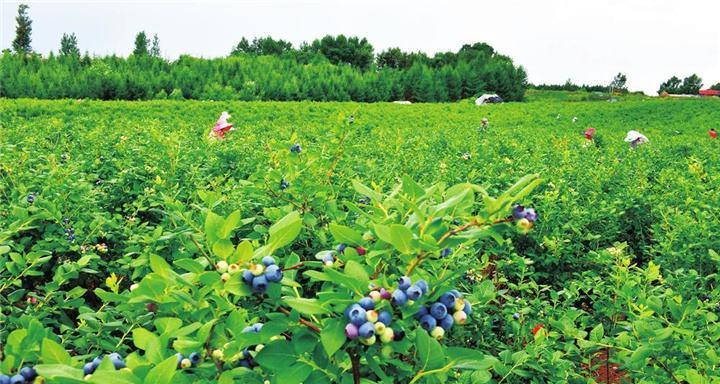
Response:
[278,307,321,333]
[348,349,361,384]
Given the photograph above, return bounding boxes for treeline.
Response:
[657,74,708,95]
[1,4,528,102]
[0,47,527,102]
[529,73,628,93]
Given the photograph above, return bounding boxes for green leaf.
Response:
[388,224,414,254]
[0,245,10,255]
[282,297,329,315]
[329,223,363,245]
[255,340,297,370]
[205,211,225,244]
[132,328,164,363]
[267,211,302,252]
[231,240,253,264]
[446,347,496,370]
[416,329,445,371]
[212,239,234,259]
[351,180,382,202]
[274,362,313,384]
[590,323,604,342]
[41,338,72,365]
[221,210,242,239]
[88,369,142,384]
[34,364,84,379]
[144,354,179,384]
[173,258,205,273]
[320,318,346,357]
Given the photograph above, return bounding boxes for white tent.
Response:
[475,94,500,105]
[393,100,412,105]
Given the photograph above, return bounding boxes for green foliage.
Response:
[0,39,527,102]
[12,4,32,54]
[659,73,704,95]
[133,31,149,56]
[0,98,719,383]
[59,33,79,57]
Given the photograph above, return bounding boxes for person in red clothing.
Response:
[584,127,596,141]
[709,128,718,139]
[209,111,233,139]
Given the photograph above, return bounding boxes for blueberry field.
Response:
[1,95,720,383]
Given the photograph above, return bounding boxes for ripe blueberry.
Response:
[261,256,275,266]
[415,279,428,294]
[358,322,375,339]
[19,367,37,380]
[9,375,23,384]
[439,314,454,331]
[264,265,283,282]
[242,270,253,284]
[391,289,408,306]
[337,244,346,254]
[108,353,125,369]
[377,310,392,326]
[415,306,429,320]
[347,305,367,326]
[397,276,411,291]
[358,297,375,310]
[252,275,268,292]
[406,284,422,300]
[189,352,201,365]
[419,315,437,331]
[439,292,456,308]
[430,303,448,320]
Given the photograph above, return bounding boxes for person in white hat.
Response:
[209,111,234,139]
[624,130,648,148]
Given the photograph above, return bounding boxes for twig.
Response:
[348,349,361,384]
[284,262,304,271]
[277,307,321,333]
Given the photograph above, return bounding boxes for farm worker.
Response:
[479,118,489,132]
[709,128,718,139]
[584,127,596,141]
[210,111,233,139]
[624,130,648,148]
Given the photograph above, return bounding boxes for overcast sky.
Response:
[1,0,718,95]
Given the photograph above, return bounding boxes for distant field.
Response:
[1,95,719,383]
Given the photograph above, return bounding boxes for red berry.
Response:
[356,247,366,256]
[532,324,544,335]
[146,303,157,312]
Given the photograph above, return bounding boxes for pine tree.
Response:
[60,33,80,57]
[150,34,160,57]
[12,4,32,54]
[133,31,149,56]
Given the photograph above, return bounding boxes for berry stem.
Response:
[348,348,361,384]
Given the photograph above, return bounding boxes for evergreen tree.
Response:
[12,4,32,54]
[59,33,80,57]
[133,31,149,56]
[150,34,160,57]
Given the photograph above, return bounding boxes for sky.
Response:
[1,0,719,95]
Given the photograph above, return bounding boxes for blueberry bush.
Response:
[0,96,719,383]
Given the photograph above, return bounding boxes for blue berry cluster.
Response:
[290,143,302,153]
[241,256,282,294]
[26,194,35,204]
[64,227,75,242]
[344,297,401,345]
[415,290,471,340]
[511,205,538,222]
[238,323,264,368]
[279,178,289,190]
[175,352,202,370]
[83,353,126,376]
[390,276,428,306]
[0,366,36,384]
